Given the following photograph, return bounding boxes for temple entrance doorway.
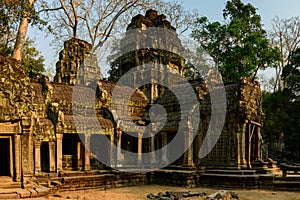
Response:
[245,122,262,168]
[41,142,50,172]
[90,134,109,169]
[0,138,11,176]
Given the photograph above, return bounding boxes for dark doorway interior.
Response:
[90,134,109,169]
[41,142,50,172]
[0,138,10,176]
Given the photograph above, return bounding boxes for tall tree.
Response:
[0,0,25,54]
[0,0,47,62]
[191,0,280,83]
[269,16,300,91]
[12,0,36,61]
[263,48,300,162]
[282,48,300,99]
[46,0,199,53]
[45,0,156,52]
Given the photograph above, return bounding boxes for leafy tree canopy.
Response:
[0,38,45,79]
[263,48,300,161]
[191,0,280,84]
[282,48,300,98]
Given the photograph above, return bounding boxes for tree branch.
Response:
[37,7,63,14]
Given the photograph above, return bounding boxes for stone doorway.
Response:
[90,134,109,169]
[245,122,262,168]
[0,138,11,176]
[62,134,84,171]
[41,142,50,172]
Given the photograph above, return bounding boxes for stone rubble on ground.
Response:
[206,190,239,200]
[146,190,238,200]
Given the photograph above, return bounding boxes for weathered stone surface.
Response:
[206,190,238,200]
[0,54,33,121]
[115,10,185,91]
[54,38,102,86]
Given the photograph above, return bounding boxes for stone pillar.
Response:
[138,132,143,165]
[116,130,122,166]
[247,123,252,168]
[14,134,21,182]
[149,124,157,165]
[28,131,34,173]
[56,134,63,172]
[110,134,115,167]
[77,141,82,170]
[21,117,33,177]
[84,134,91,171]
[49,141,56,172]
[34,140,41,174]
[239,123,247,168]
[150,133,156,165]
[161,133,168,165]
[183,132,194,167]
[257,126,261,160]
[183,116,194,168]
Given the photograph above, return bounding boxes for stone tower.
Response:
[54,38,102,86]
[113,9,186,101]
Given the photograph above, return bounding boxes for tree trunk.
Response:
[12,0,36,61]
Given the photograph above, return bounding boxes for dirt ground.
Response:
[47,185,300,200]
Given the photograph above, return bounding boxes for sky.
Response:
[27,0,300,77]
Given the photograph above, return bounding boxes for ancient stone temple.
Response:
[0,9,280,195]
[112,9,267,171]
[0,54,33,182]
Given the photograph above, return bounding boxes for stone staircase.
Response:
[198,169,273,189]
[204,169,257,175]
[48,170,147,191]
[0,176,49,199]
[274,176,300,191]
[0,178,22,189]
[0,177,21,199]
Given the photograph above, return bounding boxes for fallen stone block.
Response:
[17,189,31,198]
[206,190,238,200]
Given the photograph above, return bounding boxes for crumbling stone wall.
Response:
[0,54,34,181]
[197,77,263,169]
[54,38,102,86]
[0,54,33,121]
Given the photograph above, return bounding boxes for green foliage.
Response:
[0,0,47,41]
[263,90,300,155]
[262,90,290,142]
[191,0,280,84]
[107,37,122,82]
[0,38,45,79]
[0,0,22,48]
[21,39,45,79]
[263,48,300,161]
[282,48,300,98]
[107,63,121,82]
